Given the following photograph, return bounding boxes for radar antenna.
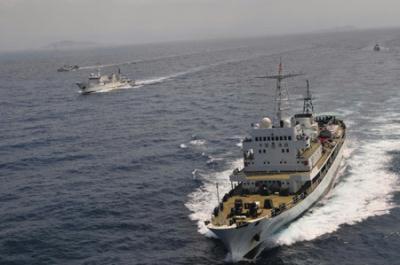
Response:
[303,80,314,114]
[257,58,302,127]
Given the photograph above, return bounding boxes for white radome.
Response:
[282,118,291,128]
[260,117,272,128]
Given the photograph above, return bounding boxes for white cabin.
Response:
[243,114,320,173]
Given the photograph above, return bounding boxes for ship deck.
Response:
[212,194,295,226]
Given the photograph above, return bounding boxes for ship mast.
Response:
[303,80,314,114]
[258,59,302,127]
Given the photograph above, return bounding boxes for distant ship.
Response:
[57,65,79,72]
[373,43,381,51]
[205,62,347,261]
[76,68,135,94]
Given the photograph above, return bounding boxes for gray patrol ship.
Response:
[57,64,79,72]
[77,68,135,94]
[205,62,346,261]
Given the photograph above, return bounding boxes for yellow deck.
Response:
[302,141,321,158]
[212,194,294,226]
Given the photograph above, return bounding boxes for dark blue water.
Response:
[1,29,400,265]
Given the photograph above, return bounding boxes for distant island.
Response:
[43,40,100,50]
[315,25,358,33]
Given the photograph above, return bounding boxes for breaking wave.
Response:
[185,159,242,237]
[189,139,207,146]
[206,156,224,166]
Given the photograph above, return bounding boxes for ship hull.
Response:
[77,82,133,94]
[209,138,346,261]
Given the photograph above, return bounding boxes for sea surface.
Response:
[1,29,400,265]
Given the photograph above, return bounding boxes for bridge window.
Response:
[288,136,292,140]
[280,136,283,140]
[263,137,266,141]
[255,137,258,141]
[284,136,287,140]
[267,137,271,141]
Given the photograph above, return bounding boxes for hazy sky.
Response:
[0,0,399,51]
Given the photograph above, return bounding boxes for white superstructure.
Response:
[205,62,347,261]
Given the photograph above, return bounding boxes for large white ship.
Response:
[77,68,135,94]
[205,62,346,261]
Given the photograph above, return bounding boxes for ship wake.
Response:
[135,67,205,86]
[270,137,398,246]
[81,65,211,94]
[185,159,242,237]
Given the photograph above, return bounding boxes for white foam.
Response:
[179,143,188,149]
[135,65,207,86]
[192,169,201,180]
[135,75,174,85]
[206,156,224,165]
[185,159,243,236]
[190,139,206,146]
[96,84,134,93]
[227,135,244,148]
[271,138,398,246]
